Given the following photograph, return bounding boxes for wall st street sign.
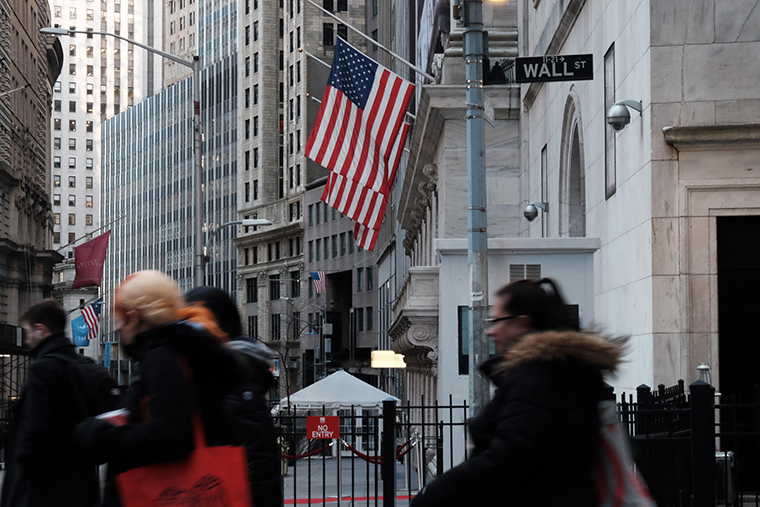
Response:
[513,54,593,83]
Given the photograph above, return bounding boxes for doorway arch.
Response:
[559,89,586,237]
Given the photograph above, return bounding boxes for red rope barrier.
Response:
[281,442,334,460]
[339,439,416,464]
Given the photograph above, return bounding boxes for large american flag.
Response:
[305,37,414,251]
[81,297,102,342]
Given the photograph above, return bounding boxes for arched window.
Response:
[559,90,586,237]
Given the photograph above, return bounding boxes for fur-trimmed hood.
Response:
[490,330,624,377]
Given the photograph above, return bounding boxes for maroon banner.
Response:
[72,231,111,289]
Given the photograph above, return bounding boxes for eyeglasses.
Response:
[484,315,517,325]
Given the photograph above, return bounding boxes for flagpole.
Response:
[65,295,102,315]
[304,0,435,82]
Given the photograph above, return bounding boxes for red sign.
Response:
[306,416,339,440]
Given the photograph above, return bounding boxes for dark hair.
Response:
[495,278,578,332]
[184,286,242,338]
[21,299,66,334]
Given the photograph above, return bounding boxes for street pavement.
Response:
[283,456,421,506]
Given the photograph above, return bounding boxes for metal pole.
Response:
[382,399,397,507]
[463,0,490,417]
[193,56,204,288]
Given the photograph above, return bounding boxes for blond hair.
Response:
[114,270,181,327]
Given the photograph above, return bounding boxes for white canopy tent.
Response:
[279,370,399,411]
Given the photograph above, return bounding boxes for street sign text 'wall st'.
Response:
[514,54,593,83]
[306,416,340,439]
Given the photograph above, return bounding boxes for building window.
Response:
[604,44,616,199]
[357,267,363,291]
[53,213,60,225]
[366,307,373,330]
[253,179,259,200]
[68,176,76,188]
[245,182,250,202]
[357,307,364,332]
[323,23,334,45]
[253,21,259,41]
[245,57,250,76]
[337,24,347,40]
[69,82,76,93]
[85,214,93,226]
[86,196,93,207]
[253,84,259,105]
[245,119,250,139]
[69,7,77,18]
[54,100,61,112]
[86,139,93,151]
[85,176,93,189]
[270,314,281,341]
[86,158,93,169]
[323,238,329,259]
[53,232,60,244]
[246,277,258,303]
[290,270,300,298]
[69,101,76,112]
[245,87,250,108]
[68,214,76,225]
[254,116,258,137]
[53,194,61,206]
[54,118,61,131]
[86,121,93,132]
[245,25,250,45]
[269,274,280,300]
[323,0,333,12]
[53,175,61,187]
[315,238,321,261]
[253,148,259,168]
[69,139,76,150]
[69,64,76,75]
[68,195,76,206]
[308,241,314,262]
[332,235,337,257]
[337,0,347,11]
[254,53,259,72]
[245,150,250,171]
[248,315,258,340]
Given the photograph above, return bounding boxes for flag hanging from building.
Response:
[305,37,414,251]
[72,231,111,289]
[81,297,103,342]
[310,271,326,294]
[71,315,90,347]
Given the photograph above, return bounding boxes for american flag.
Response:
[305,37,414,251]
[81,297,102,342]
[310,271,326,294]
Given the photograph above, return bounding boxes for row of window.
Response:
[52,194,94,207]
[53,213,94,226]
[168,0,193,15]
[245,271,302,303]
[53,119,95,132]
[308,233,356,262]
[242,237,304,267]
[168,12,194,35]
[53,231,85,245]
[53,175,93,188]
[53,137,94,151]
[308,201,341,226]
[55,99,125,115]
[53,156,94,169]
[355,307,373,332]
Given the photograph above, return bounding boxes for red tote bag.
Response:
[115,413,252,507]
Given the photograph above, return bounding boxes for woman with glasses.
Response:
[410,278,624,507]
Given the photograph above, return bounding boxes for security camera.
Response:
[523,202,548,222]
[606,104,630,131]
[524,203,538,221]
[606,100,643,131]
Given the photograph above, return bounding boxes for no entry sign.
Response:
[306,416,340,439]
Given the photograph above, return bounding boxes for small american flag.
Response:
[81,297,102,342]
[310,271,326,294]
[306,37,414,251]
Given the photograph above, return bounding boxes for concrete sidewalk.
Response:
[282,456,421,506]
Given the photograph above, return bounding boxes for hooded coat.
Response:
[410,331,623,507]
[1,332,99,507]
[75,322,244,506]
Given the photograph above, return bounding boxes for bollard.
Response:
[382,399,396,507]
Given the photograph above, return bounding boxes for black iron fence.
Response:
[274,396,469,506]
[609,380,760,507]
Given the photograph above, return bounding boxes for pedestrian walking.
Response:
[74,271,246,506]
[184,286,282,507]
[1,299,99,507]
[410,278,624,507]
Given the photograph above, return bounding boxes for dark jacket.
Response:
[75,322,244,506]
[225,338,282,507]
[410,331,623,507]
[1,332,99,507]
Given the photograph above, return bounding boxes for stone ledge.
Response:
[436,237,601,254]
[662,123,760,151]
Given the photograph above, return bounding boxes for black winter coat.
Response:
[1,333,99,507]
[75,322,244,506]
[410,331,622,507]
[225,338,281,507]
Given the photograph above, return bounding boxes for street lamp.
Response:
[40,26,204,287]
[204,218,272,282]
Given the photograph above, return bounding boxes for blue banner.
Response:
[103,342,112,368]
[72,315,90,347]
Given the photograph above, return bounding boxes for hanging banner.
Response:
[72,315,90,347]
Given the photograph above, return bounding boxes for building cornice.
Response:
[436,237,601,255]
[663,123,760,151]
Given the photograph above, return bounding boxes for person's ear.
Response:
[513,315,532,336]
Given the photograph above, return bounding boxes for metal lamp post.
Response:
[40,27,204,286]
